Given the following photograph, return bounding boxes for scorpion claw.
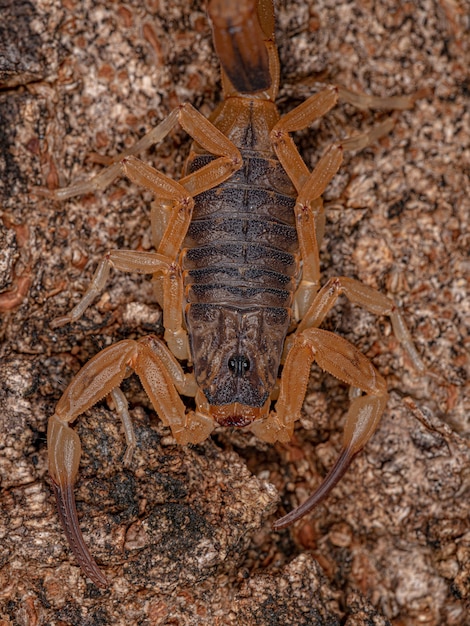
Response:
[273,447,357,530]
[51,479,109,588]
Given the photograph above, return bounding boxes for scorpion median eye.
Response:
[228,355,250,377]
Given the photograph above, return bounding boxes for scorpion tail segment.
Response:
[51,479,109,588]
[273,447,358,530]
[208,0,272,94]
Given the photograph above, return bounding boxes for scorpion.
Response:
[44,0,425,587]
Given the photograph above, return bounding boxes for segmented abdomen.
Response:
[182,151,299,310]
[181,149,299,409]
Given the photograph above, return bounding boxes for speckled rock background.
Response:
[0,1,468,624]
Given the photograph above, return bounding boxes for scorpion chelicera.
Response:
[44,0,425,587]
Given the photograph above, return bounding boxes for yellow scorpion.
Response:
[44,0,425,586]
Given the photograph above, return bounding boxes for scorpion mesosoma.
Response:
[45,0,425,587]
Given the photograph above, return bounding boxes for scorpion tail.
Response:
[207,0,274,94]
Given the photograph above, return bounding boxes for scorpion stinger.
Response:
[44,0,425,586]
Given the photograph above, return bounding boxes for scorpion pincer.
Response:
[45,0,425,587]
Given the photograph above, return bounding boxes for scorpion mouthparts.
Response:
[210,402,262,428]
[218,414,253,428]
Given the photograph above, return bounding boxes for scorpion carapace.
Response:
[44,0,425,586]
[187,304,289,413]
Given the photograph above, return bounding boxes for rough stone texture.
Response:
[0,0,468,624]
[0,0,61,88]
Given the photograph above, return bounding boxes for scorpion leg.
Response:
[271,86,341,319]
[51,251,188,357]
[108,388,135,467]
[271,85,340,193]
[125,104,243,248]
[337,85,419,111]
[132,336,212,445]
[251,328,387,528]
[275,121,424,371]
[122,142,241,264]
[48,336,210,585]
[272,86,414,320]
[38,102,241,201]
[295,276,426,372]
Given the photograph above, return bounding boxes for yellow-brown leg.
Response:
[295,276,425,371]
[48,336,212,586]
[51,250,173,328]
[121,148,242,262]
[39,104,241,201]
[108,387,137,467]
[271,85,416,320]
[50,249,189,359]
[251,328,388,527]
